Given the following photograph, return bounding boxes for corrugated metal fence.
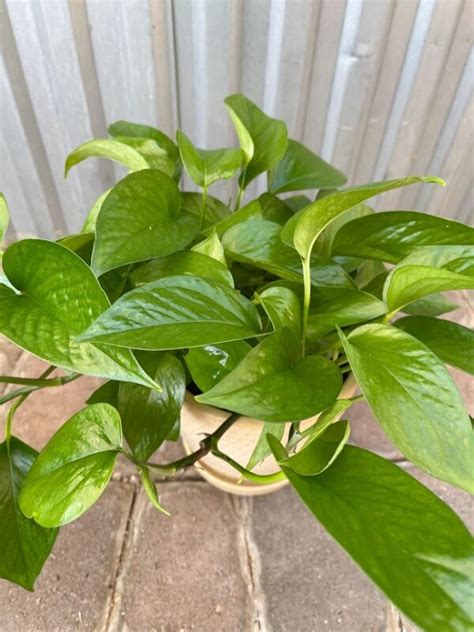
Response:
[1,0,473,240]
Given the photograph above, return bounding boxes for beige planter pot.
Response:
[180,375,357,496]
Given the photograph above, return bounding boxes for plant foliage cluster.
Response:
[0,95,473,631]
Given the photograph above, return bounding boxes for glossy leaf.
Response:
[81,189,110,234]
[20,404,122,527]
[185,340,251,392]
[283,176,444,260]
[0,192,9,245]
[384,246,474,312]
[113,136,176,177]
[108,120,178,161]
[225,94,288,187]
[177,130,242,187]
[340,324,473,492]
[212,200,263,237]
[0,438,57,590]
[65,138,149,176]
[191,230,227,266]
[270,442,474,632]
[333,211,474,263]
[92,170,198,276]
[196,328,342,422]
[181,192,231,227]
[268,139,346,194]
[307,287,387,338]
[302,399,353,444]
[316,203,374,258]
[281,420,350,476]
[222,219,354,288]
[139,467,170,516]
[256,286,301,338]
[402,293,459,317]
[118,353,186,461]
[258,193,294,225]
[0,239,156,388]
[396,316,474,374]
[284,195,312,213]
[247,423,285,471]
[77,275,263,350]
[129,251,233,288]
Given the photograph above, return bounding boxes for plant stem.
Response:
[301,257,312,356]
[143,411,241,474]
[210,445,286,485]
[0,370,80,406]
[0,375,68,387]
[200,185,208,230]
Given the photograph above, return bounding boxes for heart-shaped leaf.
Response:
[196,328,342,422]
[256,286,302,338]
[396,316,474,374]
[333,211,474,263]
[77,275,263,350]
[283,176,444,260]
[20,404,122,527]
[225,94,288,188]
[65,138,149,176]
[0,438,58,590]
[340,324,473,492]
[177,130,242,187]
[281,420,350,476]
[185,340,251,392]
[129,251,233,288]
[222,219,354,288]
[118,352,186,461]
[270,442,474,632]
[268,139,346,194]
[191,230,227,266]
[307,287,387,338]
[383,246,474,312]
[92,170,199,276]
[108,120,178,162]
[112,136,177,177]
[0,239,156,388]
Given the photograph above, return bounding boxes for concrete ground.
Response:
[0,291,472,632]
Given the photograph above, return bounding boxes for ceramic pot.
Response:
[180,375,357,496]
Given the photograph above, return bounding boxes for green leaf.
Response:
[211,200,262,237]
[0,438,57,590]
[191,230,227,266]
[129,251,233,288]
[333,211,474,263]
[118,353,185,461]
[177,130,242,187]
[268,139,347,194]
[92,170,199,276]
[258,193,294,225]
[113,136,177,177]
[0,239,156,388]
[81,189,111,234]
[284,195,312,213]
[246,423,285,471]
[0,193,9,245]
[307,287,387,338]
[225,94,288,188]
[222,219,354,288]
[269,442,474,632]
[139,466,170,516]
[77,275,263,350]
[340,324,473,492]
[185,340,251,392]
[20,404,122,527]
[58,232,94,262]
[108,120,178,161]
[196,328,342,422]
[256,286,301,338]
[181,192,231,228]
[402,293,459,317]
[384,246,474,312]
[283,176,445,260]
[86,380,119,406]
[315,203,374,258]
[281,420,350,476]
[396,316,474,374]
[65,138,149,176]
[301,399,353,444]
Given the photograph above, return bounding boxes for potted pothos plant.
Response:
[0,94,473,631]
